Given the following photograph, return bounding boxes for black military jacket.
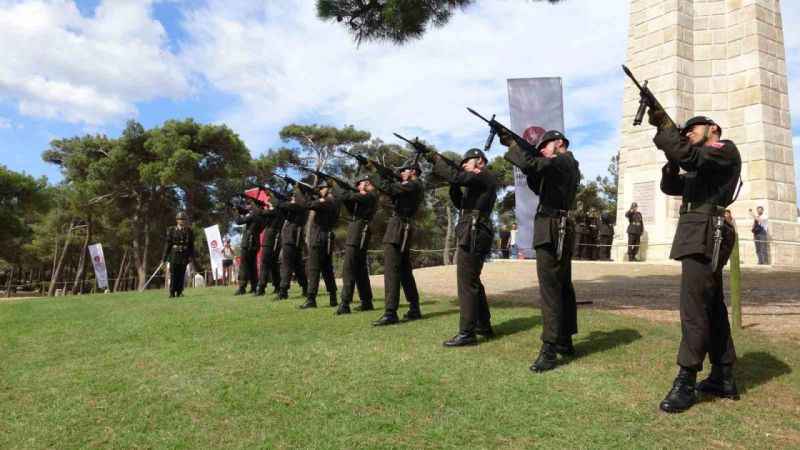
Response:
[337,186,378,248]
[505,144,580,249]
[162,226,195,264]
[654,127,741,260]
[598,220,614,237]
[432,157,498,254]
[260,206,285,249]
[307,194,340,249]
[278,192,308,248]
[625,210,644,235]
[235,207,266,252]
[375,177,424,246]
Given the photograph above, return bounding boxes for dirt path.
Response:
[369,260,800,342]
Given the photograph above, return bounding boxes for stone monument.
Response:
[617,0,799,266]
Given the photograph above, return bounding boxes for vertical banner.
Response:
[507,77,565,257]
[204,225,224,280]
[88,243,109,289]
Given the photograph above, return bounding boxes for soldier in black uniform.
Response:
[234,197,265,295]
[625,203,644,261]
[277,186,309,300]
[499,129,580,372]
[650,113,741,413]
[162,211,196,298]
[595,212,614,261]
[299,180,340,309]
[427,148,498,346]
[372,163,425,326]
[572,209,586,260]
[256,193,285,297]
[335,175,378,315]
[581,209,599,260]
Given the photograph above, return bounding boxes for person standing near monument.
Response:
[426,148,498,347]
[596,212,614,261]
[499,129,580,372]
[749,206,769,265]
[221,238,234,285]
[509,223,518,258]
[162,212,196,299]
[371,163,425,327]
[499,226,511,259]
[650,112,741,414]
[625,203,644,261]
[335,175,378,315]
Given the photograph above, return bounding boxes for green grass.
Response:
[1,287,798,449]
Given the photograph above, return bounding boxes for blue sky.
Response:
[1,0,799,201]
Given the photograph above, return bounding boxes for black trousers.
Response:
[238,248,258,291]
[627,233,641,260]
[169,259,187,295]
[383,243,420,315]
[595,236,612,260]
[280,244,307,291]
[306,245,336,298]
[340,245,372,305]
[456,247,491,334]
[677,256,737,370]
[580,235,596,260]
[258,242,281,291]
[535,244,577,344]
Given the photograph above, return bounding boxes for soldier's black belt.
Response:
[680,202,725,216]
[536,205,568,218]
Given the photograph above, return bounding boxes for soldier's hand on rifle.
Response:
[648,107,667,127]
[412,141,429,154]
[498,129,514,147]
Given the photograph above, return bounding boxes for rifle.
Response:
[294,166,358,192]
[622,65,678,130]
[338,148,401,181]
[394,132,459,170]
[467,107,537,154]
[279,174,317,196]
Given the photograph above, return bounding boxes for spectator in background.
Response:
[509,223,518,259]
[221,239,234,285]
[626,202,644,262]
[749,206,769,264]
[499,226,511,259]
[724,209,735,227]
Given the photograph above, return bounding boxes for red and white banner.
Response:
[204,225,224,280]
[507,77,565,257]
[88,243,109,289]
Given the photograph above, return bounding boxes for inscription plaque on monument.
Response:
[632,181,655,222]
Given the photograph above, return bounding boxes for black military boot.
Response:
[372,313,400,326]
[402,307,422,322]
[554,337,576,356]
[355,300,374,311]
[234,287,246,296]
[659,367,698,413]
[530,343,558,373]
[254,287,265,297]
[329,292,338,307]
[299,295,317,309]
[697,365,739,400]
[475,323,495,338]
[335,303,351,315]
[443,332,478,347]
[278,288,289,300]
[272,286,280,295]
[168,291,175,299]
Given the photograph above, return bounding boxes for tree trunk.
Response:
[113,248,129,292]
[444,203,453,265]
[5,266,13,298]
[72,221,91,295]
[48,222,74,297]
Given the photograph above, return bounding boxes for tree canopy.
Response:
[317,0,564,44]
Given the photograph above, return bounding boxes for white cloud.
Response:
[0,116,11,128]
[0,0,191,125]
[181,0,628,176]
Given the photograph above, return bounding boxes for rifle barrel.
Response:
[467,107,491,124]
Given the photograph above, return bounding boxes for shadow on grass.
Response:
[736,351,792,394]
[493,316,542,340]
[419,309,460,320]
[574,328,643,359]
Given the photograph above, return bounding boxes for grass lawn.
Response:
[1,286,798,449]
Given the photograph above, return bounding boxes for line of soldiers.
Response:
[162,105,743,414]
[572,209,614,261]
